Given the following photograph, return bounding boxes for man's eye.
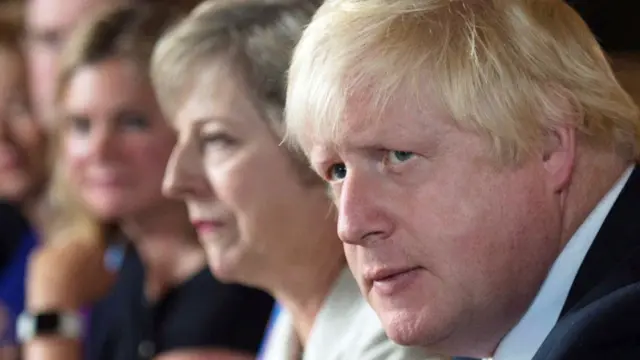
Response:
[387,150,415,164]
[328,163,347,181]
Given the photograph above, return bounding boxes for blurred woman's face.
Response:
[0,50,47,203]
[163,63,331,284]
[61,58,176,220]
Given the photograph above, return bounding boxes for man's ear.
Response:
[542,123,576,193]
[541,90,579,192]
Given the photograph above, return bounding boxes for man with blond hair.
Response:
[284,0,640,359]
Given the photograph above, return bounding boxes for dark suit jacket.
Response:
[532,166,640,359]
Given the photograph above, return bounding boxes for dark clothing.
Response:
[567,0,640,52]
[0,203,34,345]
[0,229,37,344]
[533,166,640,359]
[88,246,274,360]
[0,202,29,270]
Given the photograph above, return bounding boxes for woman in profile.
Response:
[152,1,446,359]
[24,4,273,360]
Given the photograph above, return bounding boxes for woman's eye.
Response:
[69,116,91,134]
[327,163,347,181]
[387,150,415,164]
[201,133,236,151]
[119,114,149,130]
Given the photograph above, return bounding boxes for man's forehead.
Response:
[305,96,442,155]
[26,0,117,30]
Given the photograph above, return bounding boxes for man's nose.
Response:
[337,171,393,246]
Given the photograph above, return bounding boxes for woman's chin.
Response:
[208,261,237,283]
[86,203,126,222]
[205,251,244,284]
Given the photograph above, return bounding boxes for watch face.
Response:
[34,313,61,334]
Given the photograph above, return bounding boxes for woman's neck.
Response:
[269,230,346,346]
[121,201,206,301]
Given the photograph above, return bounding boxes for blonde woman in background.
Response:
[152,1,446,359]
[25,4,274,360]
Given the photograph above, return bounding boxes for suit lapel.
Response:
[561,165,640,315]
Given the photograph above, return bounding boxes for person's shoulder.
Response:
[152,268,274,353]
[189,268,273,305]
[535,280,640,360]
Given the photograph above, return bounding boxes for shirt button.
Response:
[138,340,155,359]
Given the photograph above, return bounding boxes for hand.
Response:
[27,239,117,311]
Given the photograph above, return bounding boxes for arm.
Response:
[23,240,115,360]
[23,338,82,360]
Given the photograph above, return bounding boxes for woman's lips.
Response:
[191,220,225,234]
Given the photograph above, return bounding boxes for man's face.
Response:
[305,91,565,356]
[24,0,127,127]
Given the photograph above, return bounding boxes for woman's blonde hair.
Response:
[151,0,321,184]
[48,2,199,243]
[285,0,640,166]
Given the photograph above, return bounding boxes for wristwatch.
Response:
[16,311,83,342]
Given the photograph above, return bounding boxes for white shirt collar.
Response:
[487,166,634,360]
[261,268,360,360]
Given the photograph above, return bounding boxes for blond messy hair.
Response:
[285,0,640,165]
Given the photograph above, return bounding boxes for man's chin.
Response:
[378,307,430,346]
[375,298,454,349]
